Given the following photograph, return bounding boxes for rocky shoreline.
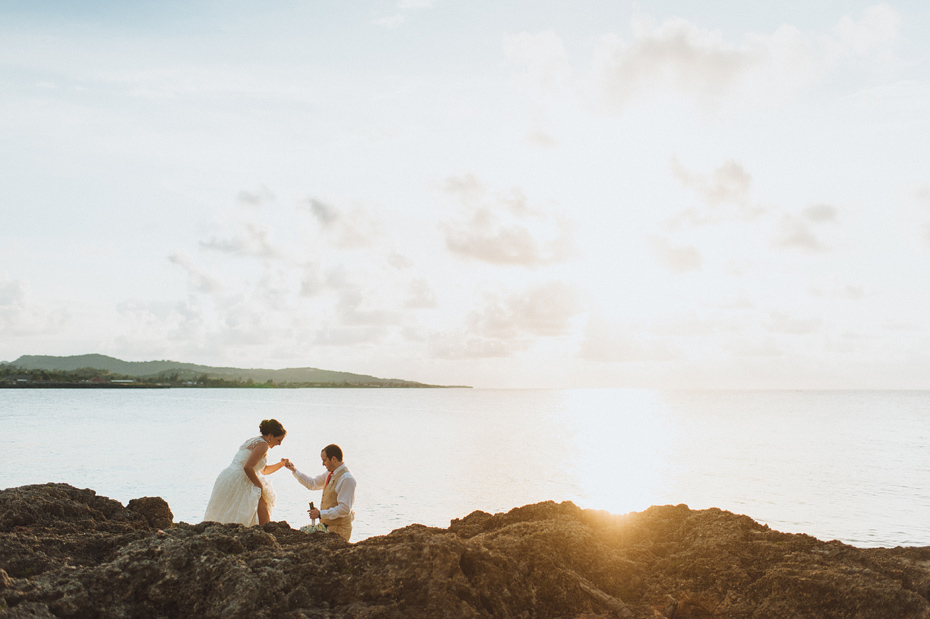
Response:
[2,484,929,618]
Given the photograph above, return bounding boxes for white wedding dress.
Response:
[203,436,277,526]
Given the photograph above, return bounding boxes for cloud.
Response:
[441,174,574,267]
[113,299,208,353]
[504,30,572,94]
[405,278,438,309]
[667,158,841,254]
[586,18,755,111]
[374,14,406,29]
[374,0,434,29]
[577,315,679,363]
[772,215,828,252]
[833,3,901,55]
[525,128,559,149]
[169,188,410,358]
[387,253,413,269]
[916,185,930,207]
[430,281,582,358]
[335,287,402,327]
[444,221,543,266]
[200,221,279,258]
[300,197,381,249]
[428,333,518,359]
[235,186,275,208]
[652,237,702,273]
[670,155,751,206]
[168,252,224,294]
[299,263,323,297]
[500,280,581,337]
[442,174,484,204]
[766,311,822,335]
[803,203,837,222]
[308,198,339,226]
[841,285,865,300]
[582,6,902,113]
[666,156,769,228]
[0,276,69,336]
[468,281,580,339]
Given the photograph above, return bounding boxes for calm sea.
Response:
[2,388,928,547]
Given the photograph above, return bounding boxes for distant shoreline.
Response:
[0,383,467,389]
[2,353,466,388]
[0,383,169,389]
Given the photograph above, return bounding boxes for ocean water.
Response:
[1,388,928,547]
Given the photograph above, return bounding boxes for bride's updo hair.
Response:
[259,419,286,437]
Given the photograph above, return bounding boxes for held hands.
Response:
[283,459,295,471]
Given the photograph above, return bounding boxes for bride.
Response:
[204,419,289,526]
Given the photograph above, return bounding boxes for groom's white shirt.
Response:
[292,463,356,521]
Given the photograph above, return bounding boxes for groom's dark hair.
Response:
[323,444,343,462]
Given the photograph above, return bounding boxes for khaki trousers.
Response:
[326,522,352,542]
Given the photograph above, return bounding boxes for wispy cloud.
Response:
[766,311,823,335]
[772,207,838,253]
[666,156,770,227]
[430,281,581,358]
[440,174,574,267]
[670,155,751,206]
[200,221,279,259]
[579,5,901,113]
[168,251,224,295]
[235,186,275,208]
[374,0,435,29]
[666,156,841,255]
[651,237,702,273]
[160,190,435,358]
[524,128,559,149]
[405,278,438,309]
[803,203,837,222]
[300,197,381,249]
[0,276,69,336]
[833,4,902,55]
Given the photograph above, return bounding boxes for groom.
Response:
[286,444,356,541]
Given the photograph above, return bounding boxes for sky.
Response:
[1,1,929,389]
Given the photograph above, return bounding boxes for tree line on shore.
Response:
[0,365,416,388]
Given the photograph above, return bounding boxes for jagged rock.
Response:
[125,497,173,530]
[1,483,929,618]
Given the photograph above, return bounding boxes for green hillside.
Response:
[9,354,452,388]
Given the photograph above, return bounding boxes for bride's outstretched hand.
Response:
[283,459,295,470]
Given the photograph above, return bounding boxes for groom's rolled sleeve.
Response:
[320,476,356,521]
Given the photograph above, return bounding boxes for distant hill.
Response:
[9,354,456,388]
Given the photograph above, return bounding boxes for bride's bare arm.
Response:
[261,458,289,475]
[243,443,269,488]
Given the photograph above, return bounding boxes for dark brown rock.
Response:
[1,484,929,618]
[125,497,173,530]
